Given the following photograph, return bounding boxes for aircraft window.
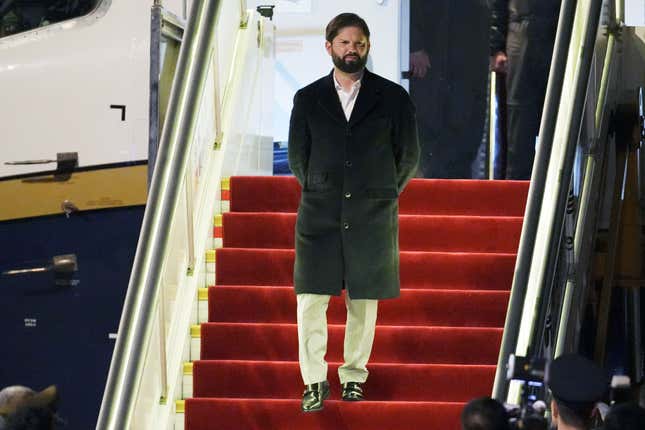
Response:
[0,0,101,38]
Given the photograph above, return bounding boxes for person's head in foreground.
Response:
[547,354,609,430]
[0,385,58,430]
[461,396,510,430]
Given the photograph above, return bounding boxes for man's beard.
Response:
[332,51,368,73]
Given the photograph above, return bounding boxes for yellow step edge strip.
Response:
[183,362,194,375]
[198,287,209,301]
[214,214,223,227]
[176,400,185,414]
[205,250,216,263]
[190,325,201,338]
[221,177,230,190]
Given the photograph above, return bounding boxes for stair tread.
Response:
[208,285,510,292]
[197,359,496,367]
[221,212,523,252]
[223,212,524,219]
[229,176,529,216]
[202,321,503,330]
[208,286,509,326]
[185,398,465,430]
[188,398,465,404]
[215,248,517,290]
[200,323,502,364]
[193,360,495,401]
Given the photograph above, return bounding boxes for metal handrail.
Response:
[493,0,614,401]
[519,0,604,361]
[491,0,578,399]
[555,5,622,357]
[240,0,248,28]
[96,0,222,428]
[489,71,497,180]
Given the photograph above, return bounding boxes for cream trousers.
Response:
[297,293,378,385]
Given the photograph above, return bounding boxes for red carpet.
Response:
[186,176,528,430]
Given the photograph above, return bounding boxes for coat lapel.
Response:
[348,69,382,127]
[317,70,347,124]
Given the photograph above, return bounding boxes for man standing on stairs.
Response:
[288,12,420,413]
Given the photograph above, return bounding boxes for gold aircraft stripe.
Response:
[0,165,147,221]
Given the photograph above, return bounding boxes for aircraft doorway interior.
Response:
[255,0,410,175]
[408,0,492,180]
[265,0,493,179]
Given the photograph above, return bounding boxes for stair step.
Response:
[200,323,501,364]
[185,398,465,430]
[229,176,529,216]
[208,286,509,326]
[221,213,523,252]
[193,360,495,402]
[215,248,516,290]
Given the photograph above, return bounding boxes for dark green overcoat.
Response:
[288,69,420,300]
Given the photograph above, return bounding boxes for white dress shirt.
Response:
[334,71,363,121]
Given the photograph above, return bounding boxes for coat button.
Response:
[344,192,352,199]
[345,161,352,167]
[343,223,350,230]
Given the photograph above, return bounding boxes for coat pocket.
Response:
[306,171,329,192]
[366,188,398,199]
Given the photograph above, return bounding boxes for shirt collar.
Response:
[334,70,364,92]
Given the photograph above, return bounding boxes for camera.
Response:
[505,354,549,430]
[507,354,548,385]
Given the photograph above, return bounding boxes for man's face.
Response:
[325,26,370,74]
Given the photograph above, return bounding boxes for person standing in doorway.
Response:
[288,12,419,413]
[410,0,490,179]
[490,0,561,179]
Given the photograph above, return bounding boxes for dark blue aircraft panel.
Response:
[0,205,144,429]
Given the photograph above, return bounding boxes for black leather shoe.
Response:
[301,381,330,412]
[341,382,364,401]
